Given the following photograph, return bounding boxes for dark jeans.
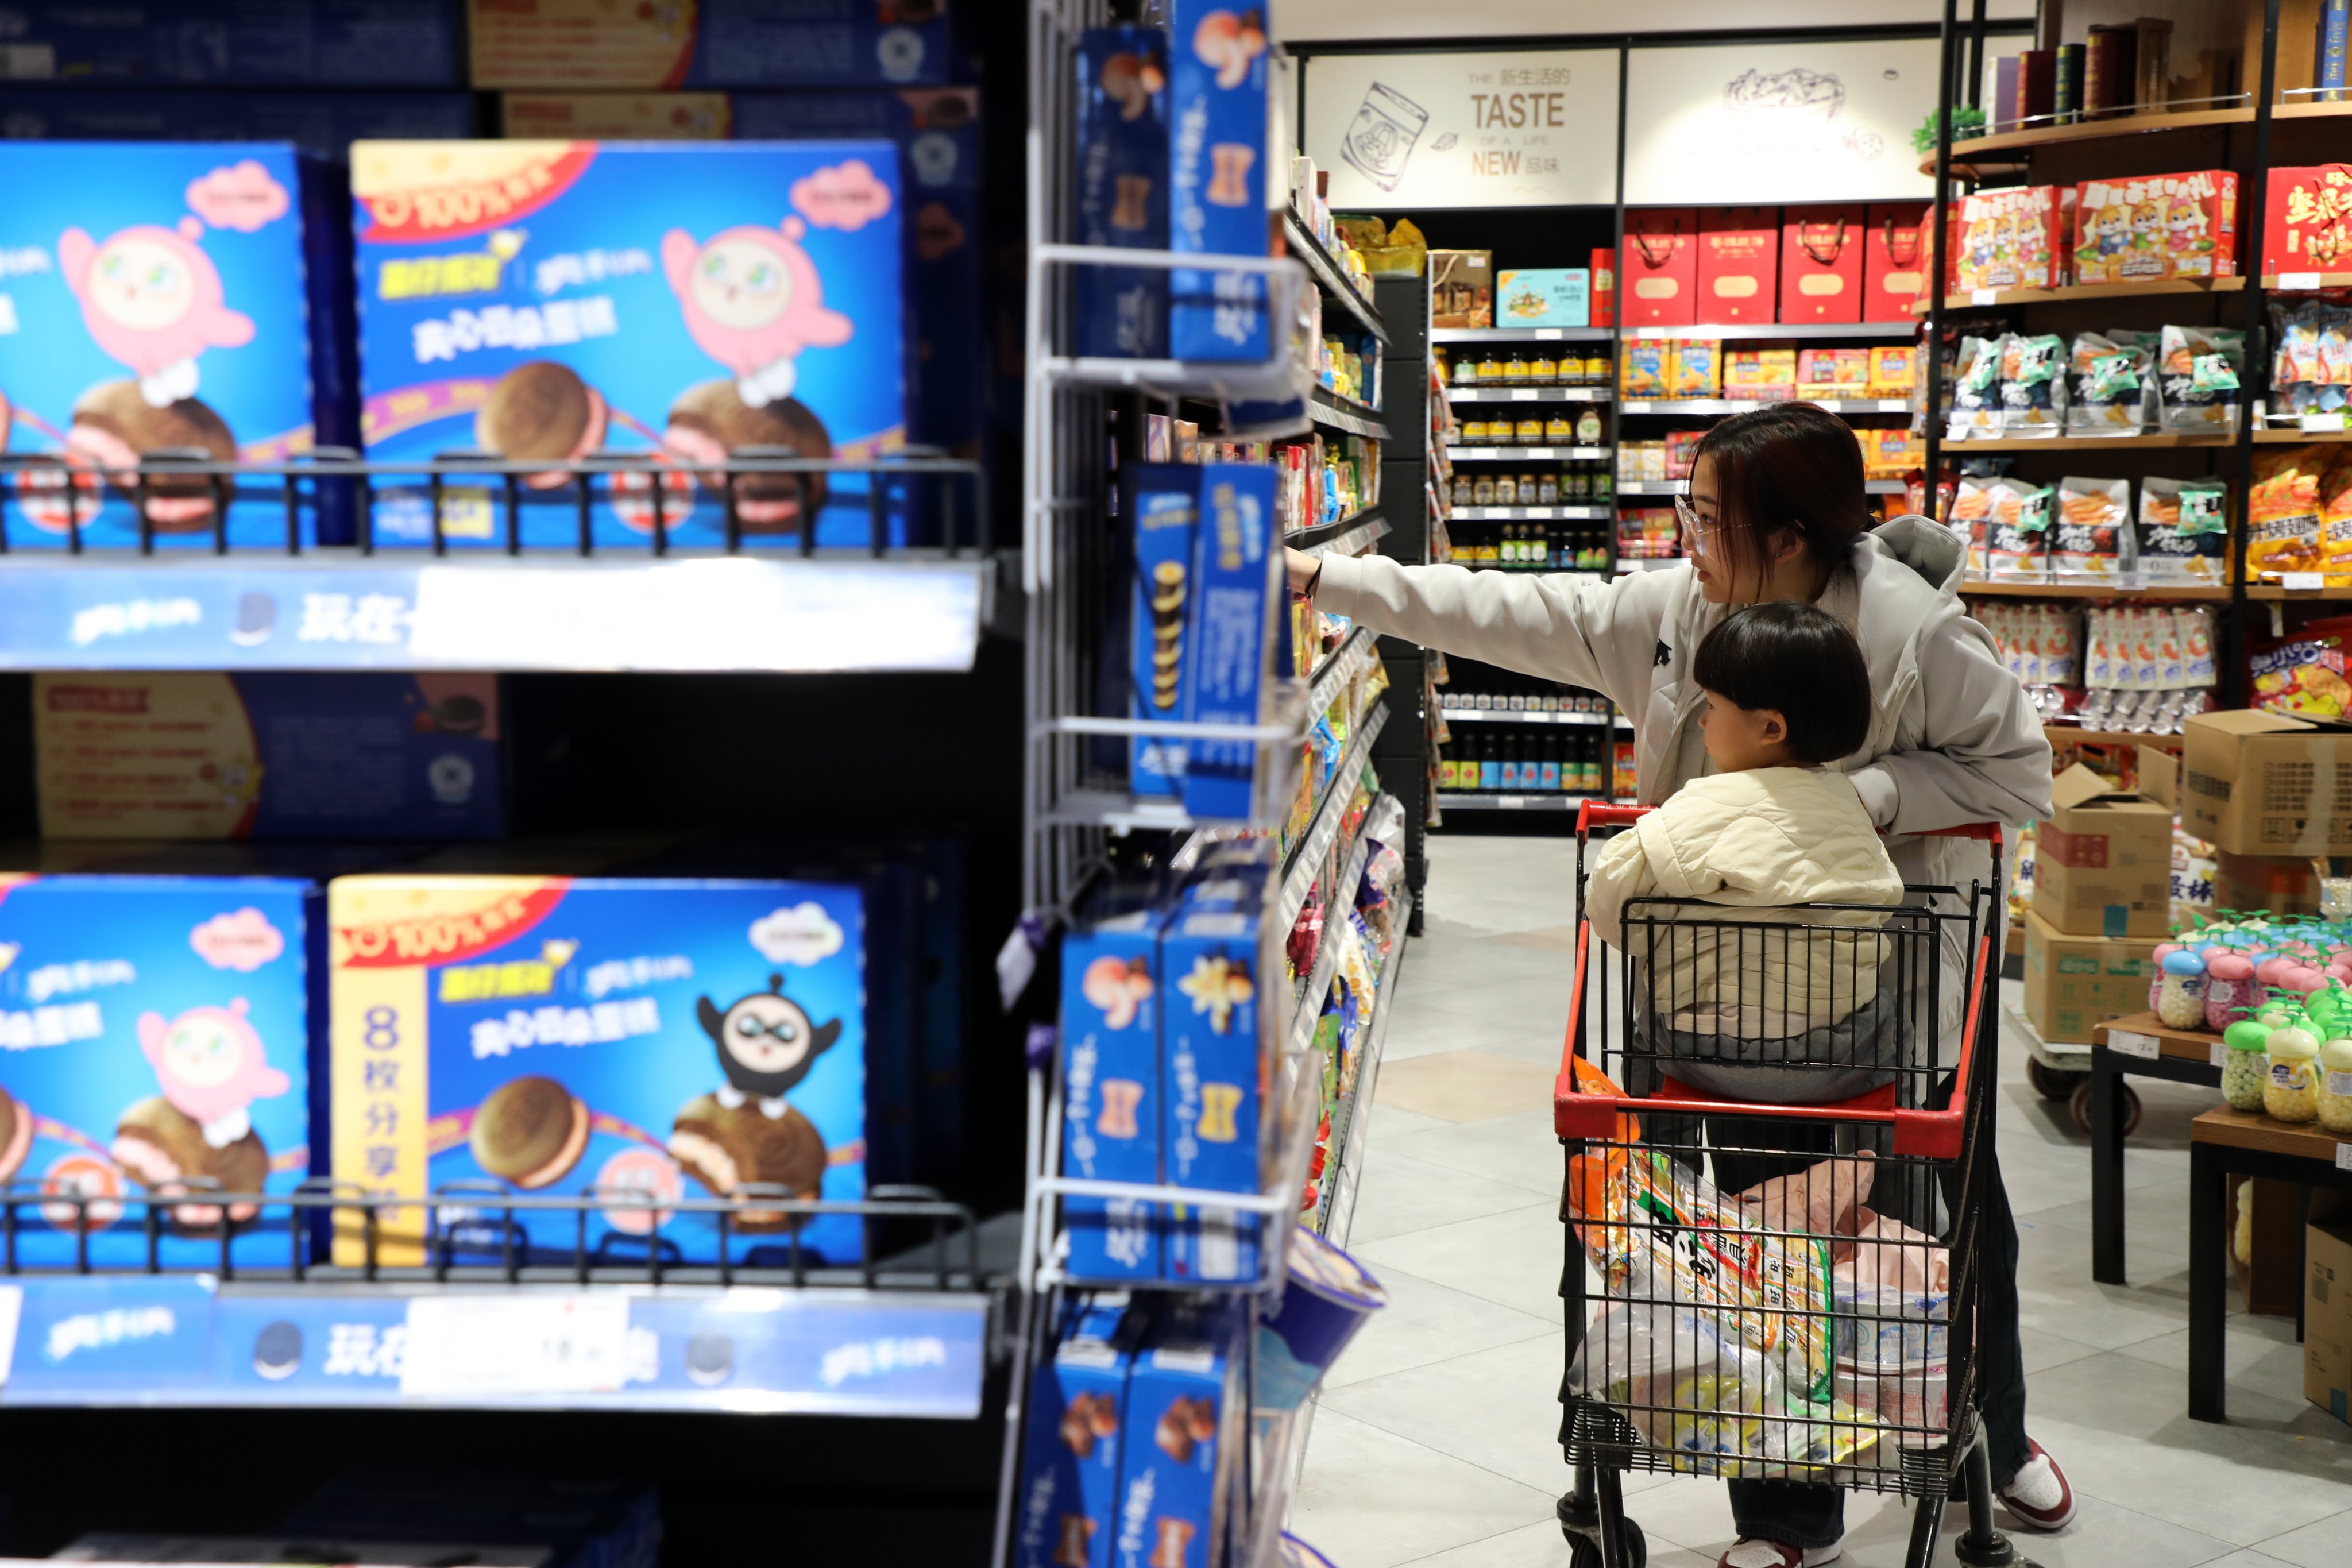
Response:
[1717,1133,2030,1550]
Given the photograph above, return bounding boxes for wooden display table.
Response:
[2089,1012,2223,1284]
[2188,1105,2352,1422]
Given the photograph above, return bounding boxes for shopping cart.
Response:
[1551,803,2033,1568]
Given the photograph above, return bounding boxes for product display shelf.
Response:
[1432,326,1616,345]
[2272,101,2352,121]
[1301,512,1394,561]
[1284,819,1377,1064]
[1311,894,1412,1249]
[1621,321,1919,341]
[1620,473,1906,499]
[1620,398,1917,416]
[1293,503,1383,551]
[1945,432,2238,452]
[1285,210,1388,347]
[1865,480,1910,495]
[1453,505,1615,522]
[1918,277,2249,312]
[1434,792,1629,812]
[1442,706,1632,731]
[1446,386,1613,404]
[1915,106,2259,175]
[1449,446,1612,462]
[1613,558,1682,573]
[2253,426,2352,442]
[1311,385,1392,441]
[1958,578,2232,600]
[2261,272,2352,288]
[1276,701,1390,951]
[1032,243,1317,409]
[2245,582,2352,599]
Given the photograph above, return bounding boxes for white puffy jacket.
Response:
[1584,766,1905,1039]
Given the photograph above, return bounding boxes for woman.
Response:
[1288,403,2072,1568]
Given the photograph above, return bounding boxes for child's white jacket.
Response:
[1584,766,1906,1038]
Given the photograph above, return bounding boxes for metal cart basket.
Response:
[1552,802,2036,1568]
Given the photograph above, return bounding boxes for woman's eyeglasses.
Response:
[1674,492,1728,547]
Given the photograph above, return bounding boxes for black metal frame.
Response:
[2088,1043,2221,1285]
[2188,1137,2352,1423]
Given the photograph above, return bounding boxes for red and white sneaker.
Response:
[1717,1539,1843,1568]
[1997,1439,2077,1531]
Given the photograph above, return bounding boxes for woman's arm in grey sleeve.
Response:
[1314,553,1667,705]
[1847,615,2056,833]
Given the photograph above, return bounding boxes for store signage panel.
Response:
[1623,37,1941,206]
[1302,49,1619,210]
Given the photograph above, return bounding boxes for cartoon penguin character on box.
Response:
[698,972,841,1120]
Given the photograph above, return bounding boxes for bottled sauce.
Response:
[1590,469,1614,503]
[2220,1021,2270,1111]
[1460,416,1486,444]
[1587,351,1612,384]
[1515,415,1544,445]
[2320,1038,2352,1133]
[1530,520,1551,566]
[1544,411,1575,443]
[1503,353,1529,385]
[1538,741,1562,793]
[1453,474,1473,507]
[1472,476,1496,505]
[1517,472,1538,507]
[2266,1026,2320,1122]
[1477,349,1504,383]
[1436,746,1457,790]
[1452,353,1479,387]
[1537,472,1559,506]
[1530,351,1558,384]
[1497,523,1519,566]
[1494,473,1518,506]
[1579,735,1604,795]
[1576,407,1604,445]
[1565,468,1588,501]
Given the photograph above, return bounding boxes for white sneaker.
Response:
[1717,1538,1844,1568]
[1997,1439,2078,1531]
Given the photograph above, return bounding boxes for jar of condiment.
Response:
[1587,352,1612,384]
[1576,407,1604,444]
[1537,473,1559,505]
[1453,474,1473,507]
[1503,354,1529,384]
[1461,417,1488,444]
[2221,1020,2270,1112]
[1472,476,1496,505]
[1565,468,1588,501]
[1477,350,1504,383]
[2320,1037,2352,1133]
[1453,353,1479,386]
[1530,352,1558,384]
[1544,412,1575,443]
[1517,474,1538,508]
[2266,1026,2320,1122]
[1494,474,1518,505]
[1516,415,1545,444]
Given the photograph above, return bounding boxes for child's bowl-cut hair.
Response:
[1692,601,1874,764]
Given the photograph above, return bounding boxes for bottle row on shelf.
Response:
[1436,732,1625,797]
[1439,344,1616,391]
[1438,521,1615,573]
[1442,674,1613,715]
[1447,464,1615,508]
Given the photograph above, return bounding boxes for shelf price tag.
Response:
[2107,1029,2160,1061]
[400,1292,632,1397]
[2301,412,2349,432]
[1969,288,1999,305]
[2210,1043,2228,1068]
[1635,327,1666,338]
[2339,1142,2352,1172]
[2281,272,2324,292]
[1497,794,1526,808]
[1878,399,1911,412]
[2284,572,2326,592]
[1511,388,1536,401]
[1622,401,1652,414]
[1536,328,1563,339]
[1526,447,1556,458]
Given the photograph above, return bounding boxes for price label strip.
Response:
[401,1293,631,1398]
[2107,1029,2161,1061]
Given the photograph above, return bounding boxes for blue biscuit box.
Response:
[328,876,868,1268]
[1168,1,1275,361]
[0,1,461,86]
[1017,1298,1140,1568]
[1181,463,1285,822]
[351,140,906,551]
[0,142,343,551]
[1129,466,1199,800]
[1076,29,1172,360]
[0,89,479,164]
[1060,910,1164,1280]
[1114,1302,1246,1568]
[1164,860,1276,1284]
[0,875,324,1269]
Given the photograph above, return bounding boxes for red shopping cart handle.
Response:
[1578,802,2002,851]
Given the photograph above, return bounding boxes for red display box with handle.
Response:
[1697,206,1779,322]
[1780,203,1867,323]
[1622,208,1697,326]
[1863,202,1933,320]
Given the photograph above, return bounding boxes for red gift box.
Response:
[1623,209,1697,326]
[1590,245,1616,327]
[1698,206,1779,322]
[2262,164,2352,277]
[2075,169,2236,283]
[1780,204,1867,323]
[1863,202,1932,320]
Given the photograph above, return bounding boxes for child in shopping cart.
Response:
[1584,601,1909,1104]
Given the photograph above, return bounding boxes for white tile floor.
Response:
[1291,837,2352,1568]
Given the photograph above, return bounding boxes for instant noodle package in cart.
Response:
[327,876,870,1267]
[352,140,906,550]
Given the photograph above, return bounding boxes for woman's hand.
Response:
[1285,546,1322,598]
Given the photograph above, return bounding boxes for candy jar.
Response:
[2220,1020,2271,1111]
[2320,1038,2352,1134]
[2264,1025,2321,1122]
[2153,949,2208,1029]
[2202,947,2260,1032]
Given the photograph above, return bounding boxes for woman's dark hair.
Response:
[1690,401,1874,592]
[1692,601,1873,764]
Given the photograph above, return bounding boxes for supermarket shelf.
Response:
[1310,386,1392,441]
[1620,397,1915,415]
[1314,894,1411,1245]
[1285,821,1374,1061]
[2046,725,2185,747]
[1957,577,2230,600]
[1442,706,1631,730]
[2254,426,2352,443]
[1942,432,2235,451]
[1915,105,2256,174]
[2273,100,2352,120]
[1444,386,1613,404]
[1615,558,1684,573]
[1918,277,2246,312]
[1307,625,1377,718]
[1293,504,1381,551]
[1623,321,1918,341]
[1866,480,1910,495]
[1301,512,1393,561]
[0,554,994,673]
[1449,446,1611,461]
[1615,480,1686,496]
[1276,701,1388,943]
[1436,792,1629,812]
[1285,211,1388,347]
[1431,325,1614,344]
[1450,505,1615,521]
[2262,272,2352,290]
[2246,582,2352,600]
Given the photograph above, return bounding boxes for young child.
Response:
[1585,601,1906,1102]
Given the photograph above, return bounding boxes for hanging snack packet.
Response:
[1946,335,2002,440]
[2054,476,2130,578]
[2135,476,2229,585]
[1999,333,2067,435]
[1985,478,2052,577]
[2158,324,2245,434]
[2247,445,2327,582]
[2065,331,2152,432]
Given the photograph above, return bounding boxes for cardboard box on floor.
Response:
[2308,1189,2352,1426]
[2156,709,2352,858]
[2032,763,2173,937]
[2020,908,2159,1044]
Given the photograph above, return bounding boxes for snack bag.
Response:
[1984,478,2052,577]
[1866,345,1915,401]
[2157,325,2245,434]
[1575,1300,1791,1472]
[2324,454,2352,585]
[2273,300,2352,416]
[2248,445,2327,581]
[2054,476,2130,578]
[2136,476,2229,584]
[1621,339,1671,399]
[1949,473,1996,573]
[1946,335,2003,439]
[2249,615,2352,719]
[2065,331,2152,432]
[1670,339,1722,399]
[1999,333,2067,435]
